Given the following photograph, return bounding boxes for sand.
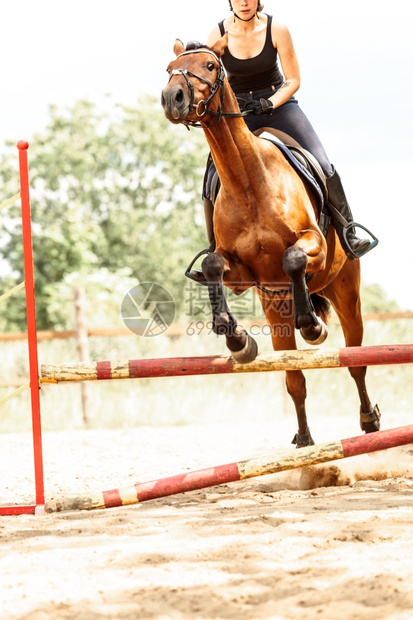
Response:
[1,417,413,620]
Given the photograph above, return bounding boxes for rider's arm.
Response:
[268,22,301,109]
[207,21,300,110]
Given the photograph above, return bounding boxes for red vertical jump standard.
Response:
[0,142,45,516]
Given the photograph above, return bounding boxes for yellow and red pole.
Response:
[46,424,413,513]
[40,344,413,383]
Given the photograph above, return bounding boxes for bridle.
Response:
[167,48,249,128]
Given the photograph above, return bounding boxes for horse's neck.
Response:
[203,96,275,200]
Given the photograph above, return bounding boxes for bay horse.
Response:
[161,35,380,447]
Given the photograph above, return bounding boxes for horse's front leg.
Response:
[282,235,328,345]
[201,253,258,363]
[258,293,314,447]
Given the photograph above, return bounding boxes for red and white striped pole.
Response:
[45,424,413,513]
[40,344,413,383]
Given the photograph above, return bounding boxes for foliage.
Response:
[0,97,209,330]
[360,282,400,314]
[0,97,401,332]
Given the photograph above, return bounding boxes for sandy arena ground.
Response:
[1,415,413,620]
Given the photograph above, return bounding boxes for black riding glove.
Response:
[244,98,274,115]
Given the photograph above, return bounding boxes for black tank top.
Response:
[218,15,284,93]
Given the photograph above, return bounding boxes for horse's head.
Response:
[161,35,228,126]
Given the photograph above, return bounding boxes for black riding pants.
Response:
[203,89,334,199]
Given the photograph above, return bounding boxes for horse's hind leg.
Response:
[282,243,328,345]
[323,261,380,433]
[201,252,258,363]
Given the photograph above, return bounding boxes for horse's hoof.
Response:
[300,316,328,346]
[292,428,315,448]
[231,333,258,364]
[360,404,381,433]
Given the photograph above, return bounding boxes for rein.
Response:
[168,49,250,128]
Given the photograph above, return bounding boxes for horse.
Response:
[161,35,380,447]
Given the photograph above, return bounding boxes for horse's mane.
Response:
[185,41,210,51]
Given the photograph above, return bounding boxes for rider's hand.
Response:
[245,98,274,115]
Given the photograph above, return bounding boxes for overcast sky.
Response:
[1,1,413,308]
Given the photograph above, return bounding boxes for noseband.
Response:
[167,49,248,127]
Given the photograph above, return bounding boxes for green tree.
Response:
[0,98,400,333]
[360,282,400,313]
[0,97,209,330]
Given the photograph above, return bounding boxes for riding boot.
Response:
[326,168,377,260]
[185,198,215,284]
[204,198,215,249]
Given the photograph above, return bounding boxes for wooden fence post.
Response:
[74,287,91,425]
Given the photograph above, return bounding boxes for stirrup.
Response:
[343,222,379,259]
[185,248,210,285]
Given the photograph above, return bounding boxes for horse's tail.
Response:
[310,293,331,324]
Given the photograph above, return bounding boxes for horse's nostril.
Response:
[175,89,184,104]
[161,92,166,107]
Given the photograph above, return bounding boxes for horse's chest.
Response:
[229,231,288,279]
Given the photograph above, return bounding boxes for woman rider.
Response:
[188,0,377,282]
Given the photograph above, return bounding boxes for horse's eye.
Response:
[207,62,215,71]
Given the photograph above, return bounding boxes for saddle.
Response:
[187,139,332,285]
[210,135,331,239]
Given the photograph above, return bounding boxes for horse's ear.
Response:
[173,39,185,57]
[210,33,229,58]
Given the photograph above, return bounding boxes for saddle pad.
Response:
[260,134,325,214]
